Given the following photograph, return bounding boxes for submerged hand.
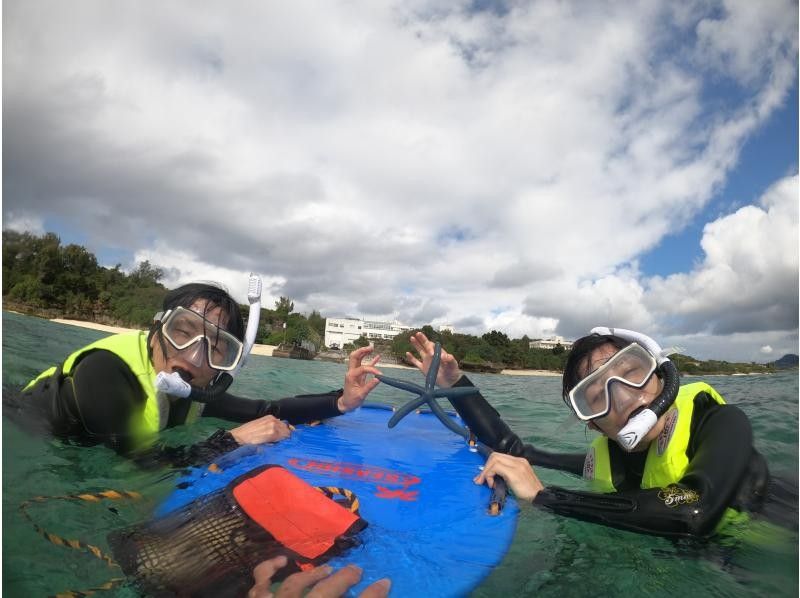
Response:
[405,332,462,388]
[248,556,391,598]
[231,415,292,445]
[338,346,382,412]
[475,452,544,502]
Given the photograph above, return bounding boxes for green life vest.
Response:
[582,382,746,531]
[24,332,204,444]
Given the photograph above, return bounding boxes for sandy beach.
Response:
[52,318,282,355]
[51,319,144,335]
[51,318,561,376]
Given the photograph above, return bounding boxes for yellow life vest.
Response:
[582,382,745,531]
[24,332,204,444]
[583,382,726,491]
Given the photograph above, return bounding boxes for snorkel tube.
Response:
[234,273,262,375]
[154,274,263,403]
[590,326,680,451]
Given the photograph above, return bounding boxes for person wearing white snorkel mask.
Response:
[12,281,381,468]
[404,328,790,538]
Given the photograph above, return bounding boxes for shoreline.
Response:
[49,318,563,377]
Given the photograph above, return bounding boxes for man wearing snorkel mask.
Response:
[405,328,786,538]
[13,282,381,467]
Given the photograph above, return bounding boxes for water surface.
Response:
[3,312,797,597]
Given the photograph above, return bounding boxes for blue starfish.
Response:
[376,343,477,439]
[377,342,508,514]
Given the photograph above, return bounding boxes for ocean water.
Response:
[2,311,798,597]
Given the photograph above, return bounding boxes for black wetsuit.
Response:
[5,349,344,469]
[449,376,784,539]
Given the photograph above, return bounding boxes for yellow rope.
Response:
[20,489,144,597]
[51,577,126,598]
[315,486,360,514]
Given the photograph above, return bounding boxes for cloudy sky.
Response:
[3,0,798,362]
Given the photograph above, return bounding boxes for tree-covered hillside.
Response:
[3,230,779,375]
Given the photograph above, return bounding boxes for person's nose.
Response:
[176,339,208,369]
[609,381,647,413]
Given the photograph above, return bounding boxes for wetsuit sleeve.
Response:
[532,401,757,538]
[126,429,242,470]
[130,392,346,469]
[201,389,345,424]
[449,375,586,475]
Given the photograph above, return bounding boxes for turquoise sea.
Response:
[2,311,798,597]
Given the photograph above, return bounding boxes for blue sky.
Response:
[3,0,798,362]
[641,83,798,277]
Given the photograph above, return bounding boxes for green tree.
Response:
[288,317,313,344]
[129,260,164,286]
[275,296,294,321]
[307,310,326,339]
[482,330,511,348]
[344,335,370,352]
[390,330,415,362]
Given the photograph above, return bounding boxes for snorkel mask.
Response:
[570,327,680,451]
[154,275,262,403]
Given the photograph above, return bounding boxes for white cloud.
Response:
[645,174,799,337]
[2,0,797,361]
[760,345,774,354]
[131,245,288,313]
[2,213,45,236]
[695,0,798,84]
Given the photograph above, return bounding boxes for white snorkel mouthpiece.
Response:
[155,371,193,398]
[590,326,681,451]
[616,409,658,451]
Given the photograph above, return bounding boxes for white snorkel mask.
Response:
[154,274,262,402]
[571,327,681,451]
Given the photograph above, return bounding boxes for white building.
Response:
[324,317,412,349]
[438,324,455,333]
[529,336,573,350]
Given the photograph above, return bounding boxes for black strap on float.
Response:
[376,343,508,515]
[19,489,144,597]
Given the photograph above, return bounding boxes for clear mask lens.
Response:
[569,343,657,421]
[160,306,243,371]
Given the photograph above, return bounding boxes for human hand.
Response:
[474,452,544,502]
[248,556,391,598]
[338,346,382,413]
[230,415,292,445]
[405,332,462,388]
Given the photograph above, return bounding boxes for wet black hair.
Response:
[561,334,631,404]
[160,282,245,341]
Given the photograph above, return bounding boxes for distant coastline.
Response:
[39,316,792,377]
[6,232,787,377]
[49,317,563,377]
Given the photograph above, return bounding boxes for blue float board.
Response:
[158,404,519,597]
